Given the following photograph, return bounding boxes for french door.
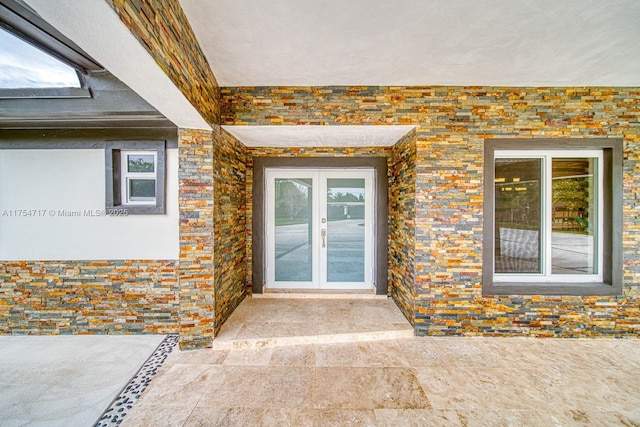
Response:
[265,168,375,290]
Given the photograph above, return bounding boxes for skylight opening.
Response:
[0,27,81,89]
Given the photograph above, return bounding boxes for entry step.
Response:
[212,297,414,350]
[257,288,386,299]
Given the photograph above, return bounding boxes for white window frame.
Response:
[493,149,604,284]
[120,150,158,206]
[105,140,166,215]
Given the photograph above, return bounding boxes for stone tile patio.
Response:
[121,297,640,426]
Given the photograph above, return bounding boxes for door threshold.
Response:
[256,287,386,300]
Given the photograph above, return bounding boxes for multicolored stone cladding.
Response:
[214,129,248,332]
[0,260,178,335]
[178,128,215,349]
[389,129,417,323]
[107,0,220,125]
[223,85,640,337]
[245,146,392,295]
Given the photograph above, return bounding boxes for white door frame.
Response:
[265,168,375,290]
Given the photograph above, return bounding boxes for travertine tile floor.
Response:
[122,297,640,426]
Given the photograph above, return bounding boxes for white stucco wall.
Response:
[0,148,179,260]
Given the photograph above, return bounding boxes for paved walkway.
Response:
[0,335,165,427]
[122,297,640,426]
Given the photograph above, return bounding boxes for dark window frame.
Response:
[105,140,166,215]
[482,138,623,296]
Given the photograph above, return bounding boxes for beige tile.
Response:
[269,366,316,408]
[375,409,563,427]
[223,347,273,365]
[415,366,546,411]
[374,409,465,426]
[135,364,220,407]
[198,366,315,409]
[233,321,317,340]
[185,406,315,427]
[314,409,377,426]
[396,337,508,368]
[268,344,317,366]
[539,408,640,427]
[120,297,640,427]
[316,340,409,367]
[214,318,244,341]
[317,321,412,336]
[171,348,229,365]
[119,404,193,427]
[535,367,640,412]
[313,367,430,410]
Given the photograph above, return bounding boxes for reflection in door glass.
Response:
[327,178,365,282]
[274,178,312,281]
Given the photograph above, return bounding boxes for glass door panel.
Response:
[266,168,373,290]
[274,178,313,282]
[326,178,366,282]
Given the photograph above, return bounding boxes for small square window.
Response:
[483,139,622,296]
[105,141,165,215]
[121,151,157,205]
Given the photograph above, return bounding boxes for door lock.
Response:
[321,228,326,248]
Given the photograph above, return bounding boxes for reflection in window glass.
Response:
[551,158,597,275]
[129,179,156,200]
[0,28,80,89]
[494,159,541,273]
[127,154,155,173]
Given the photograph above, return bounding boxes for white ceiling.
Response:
[223,125,415,147]
[181,0,640,87]
[20,0,640,146]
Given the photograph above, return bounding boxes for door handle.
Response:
[321,228,326,248]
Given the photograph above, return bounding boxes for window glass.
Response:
[494,158,541,274]
[493,151,602,283]
[551,158,597,275]
[483,139,621,296]
[129,179,156,199]
[127,154,155,173]
[120,151,157,205]
[0,27,80,88]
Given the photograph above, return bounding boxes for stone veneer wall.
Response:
[214,129,248,332]
[0,260,178,334]
[106,0,220,124]
[223,86,640,337]
[389,129,417,323]
[245,147,392,295]
[178,128,215,349]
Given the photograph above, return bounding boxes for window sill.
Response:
[483,282,621,297]
[106,205,165,215]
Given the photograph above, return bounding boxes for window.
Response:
[483,139,622,296]
[105,141,165,215]
[0,27,81,89]
[121,151,157,205]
